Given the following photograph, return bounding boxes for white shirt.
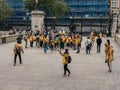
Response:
[85,39,91,46]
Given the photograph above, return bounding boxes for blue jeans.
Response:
[44,45,48,53]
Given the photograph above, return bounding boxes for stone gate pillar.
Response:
[31,11,45,31]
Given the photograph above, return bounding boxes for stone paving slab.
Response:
[0,37,120,90]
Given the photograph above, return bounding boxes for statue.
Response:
[35,0,38,10]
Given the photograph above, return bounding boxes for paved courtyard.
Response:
[0,37,120,90]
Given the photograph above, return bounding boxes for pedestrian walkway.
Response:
[0,37,120,90]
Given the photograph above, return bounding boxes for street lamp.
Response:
[100,16,102,32]
[44,15,47,30]
[26,12,29,31]
[53,17,56,30]
[70,16,74,33]
[23,17,26,29]
[79,23,82,35]
[116,8,120,33]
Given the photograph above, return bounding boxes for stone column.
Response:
[31,11,45,31]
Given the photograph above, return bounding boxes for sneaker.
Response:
[68,73,70,76]
[108,70,112,72]
[63,74,66,77]
[20,62,23,64]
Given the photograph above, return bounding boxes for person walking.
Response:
[29,35,34,47]
[106,45,114,72]
[96,36,102,53]
[13,41,24,66]
[59,49,71,76]
[104,39,110,63]
[24,35,28,48]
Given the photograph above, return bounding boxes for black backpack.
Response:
[16,46,21,53]
[67,56,72,63]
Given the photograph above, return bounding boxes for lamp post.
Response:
[23,17,26,29]
[116,8,119,33]
[44,15,47,30]
[53,17,56,30]
[26,12,29,31]
[79,23,82,35]
[100,16,102,32]
[70,16,73,33]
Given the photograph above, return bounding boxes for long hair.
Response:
[107,39,110,45]
[64,49,69,54]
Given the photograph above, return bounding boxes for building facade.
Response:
[110,0,120,35]
[4,0,29,30]
[57,0,109,33]
[5,0,109,34]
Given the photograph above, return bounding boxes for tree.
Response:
[22,0,70,18]
[0,0,13,21]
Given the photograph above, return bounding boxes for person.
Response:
[29,35,34,47]
[106,45,114,72]
[75,35,81,53]
[59,49,71,76]
[106,30,109,37]
[24,35,28,48]
[43,35,49,53]
[98,32,103,39]
[13,40,24,66]
[104,39,110,63]
[49,38,55,53]
[16,35,22,43]
[96,36,102,53]
[85,37,91,55]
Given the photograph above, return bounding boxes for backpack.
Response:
[16,46,21,53]
[67,56,72,63]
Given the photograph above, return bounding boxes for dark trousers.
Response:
[97,45,101,53]
[30,41,33,47]
[64,64,70,75]
[76,45,80,53]
[25,41,28,48]
[14,53,22,64]
[40,41,43,47]
[60,42,64,49]
[86,45,91,55]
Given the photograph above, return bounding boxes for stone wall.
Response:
[115,34,120,46]
[0,34,26,44]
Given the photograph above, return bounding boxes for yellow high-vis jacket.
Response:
[13,44,24,54]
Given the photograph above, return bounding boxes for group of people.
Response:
[13,30,114,77]
[24,30,82,54]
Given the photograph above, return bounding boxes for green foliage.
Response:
[22,0,70,18]
[0,0,13,21]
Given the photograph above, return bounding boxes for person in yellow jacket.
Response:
[60,35,65,49]
[89,31,95,46]
[66,36,72,47]
[43,36,49,53]
[59,49,70,76]
[13,41,24,66]
[39,34,44,47]
[104,39,110,63]
[106,45,114,72]
[29,35,34,47]
[24,35,28,48]
[98,32,103,39]
[75,35,81,53]
[49,39,55,53]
